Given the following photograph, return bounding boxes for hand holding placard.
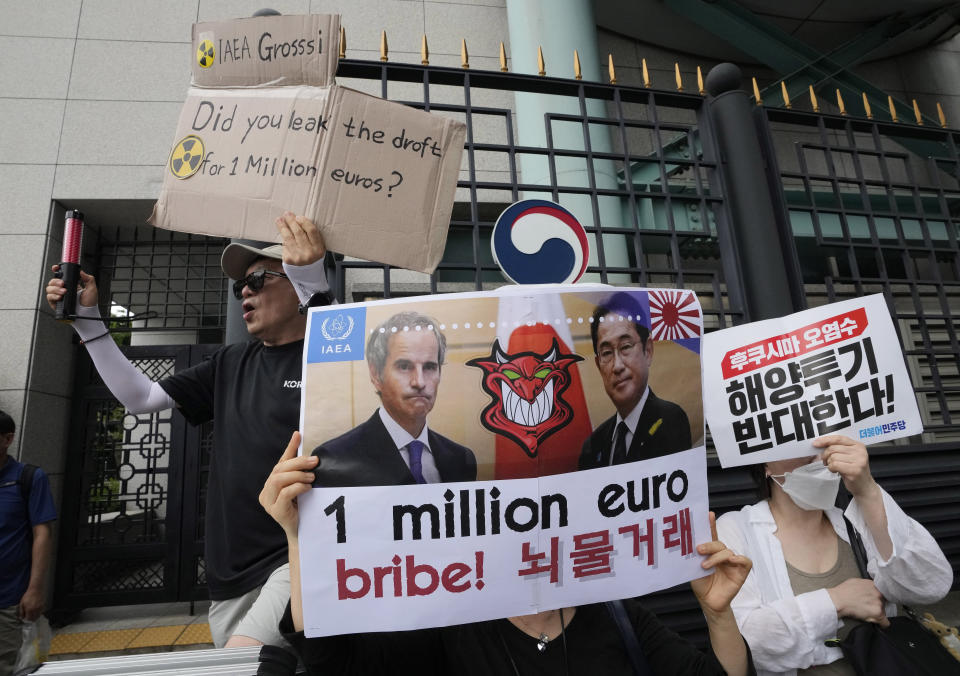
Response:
[258,431,317,538]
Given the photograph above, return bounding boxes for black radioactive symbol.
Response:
[197,40,215,68]
[169,135,205,179]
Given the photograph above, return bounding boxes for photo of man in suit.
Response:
[312,311,477,487]
[579,293,691,469]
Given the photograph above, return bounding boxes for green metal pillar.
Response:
[505,0,629,281]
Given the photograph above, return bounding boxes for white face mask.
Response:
[770,460,841,511]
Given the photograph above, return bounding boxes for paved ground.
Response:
[41,590,960,663]
[47,601,213,660]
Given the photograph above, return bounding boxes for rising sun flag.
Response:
[649,289,702,341]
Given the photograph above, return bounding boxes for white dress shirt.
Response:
[716,491,952,676]
[607,386,650,465]
[377,407,441,483]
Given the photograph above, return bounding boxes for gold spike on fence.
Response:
[862,93,872,119]
[499,42,508,72]
[697,66,705,95]
[888,95,898,122]
[781,81,791,109]
[937,102,947,128]
[674,63,683,92]
[380,30,388,62]
[836,89,847,116]
[537,46,545,76]
[913,99,923,125]
[608,54,617,85]
[752,77,762,105]
[461,39,469,69]
[809,85,819,113]
[574,50,582,80]
[641,58,650,88]
[338,26,346,58]
[420,35,429,65]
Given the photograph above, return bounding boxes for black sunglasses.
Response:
[232,270,289,299]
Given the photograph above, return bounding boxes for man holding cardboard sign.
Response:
[45,213,331,648]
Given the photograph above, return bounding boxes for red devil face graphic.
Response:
[467,339,583,458]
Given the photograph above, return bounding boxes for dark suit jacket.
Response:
[311,411,477,487]
[578,391,692,470]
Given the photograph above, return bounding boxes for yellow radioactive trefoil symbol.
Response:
[169,135,205,179]
[197,39,215,68]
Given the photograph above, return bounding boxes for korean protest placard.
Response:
[297,285,709,636]
[149,14,466,274]
[702,294,923,468]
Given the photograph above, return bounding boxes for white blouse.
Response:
[716,490,953,676]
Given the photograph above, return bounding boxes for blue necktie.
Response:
[407,440,427,484]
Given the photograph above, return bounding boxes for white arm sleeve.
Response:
[73,305,176,413]
[282,258,331,305]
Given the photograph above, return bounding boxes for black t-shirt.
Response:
[160,339,303,600]
[282,600,753,675]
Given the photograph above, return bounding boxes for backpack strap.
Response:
[605,600,654,676]
[840,489,918,619]
[18,463,38,505]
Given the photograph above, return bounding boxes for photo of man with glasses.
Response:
[578,292,692,470]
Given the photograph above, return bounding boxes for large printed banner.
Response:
[703,294,923,468]
[298,284,708,635]
[299,448,708,636]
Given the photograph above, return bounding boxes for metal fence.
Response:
[57,58,959,644]
[56,346,215,609]
[756,104,960,599]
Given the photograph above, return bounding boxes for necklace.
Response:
[512,611,559,652]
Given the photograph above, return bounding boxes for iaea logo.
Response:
[307,307,366,364]
[321,313,355,340]
[491,200,589,285]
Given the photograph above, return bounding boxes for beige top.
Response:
[786,534,861,676]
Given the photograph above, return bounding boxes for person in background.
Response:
[717,434,952,676]
[0,410,56,676]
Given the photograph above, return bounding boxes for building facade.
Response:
[1,0,958,615]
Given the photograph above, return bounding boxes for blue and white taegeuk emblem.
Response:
[491,199,589,285]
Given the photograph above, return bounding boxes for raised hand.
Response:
[258,431,319,538]
[814,435,878,499]
[275,212,326,266]
[691,512,753,616]
[45,265,98,311]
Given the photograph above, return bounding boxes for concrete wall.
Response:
[0,0,509,600]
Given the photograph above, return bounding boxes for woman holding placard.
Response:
[716,434,951,676]
[260,431,758,675]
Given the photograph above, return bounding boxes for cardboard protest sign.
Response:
[297,284,709,635]
[150,14,466,274]
[703,294,923,468]
[192,14,339,88]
